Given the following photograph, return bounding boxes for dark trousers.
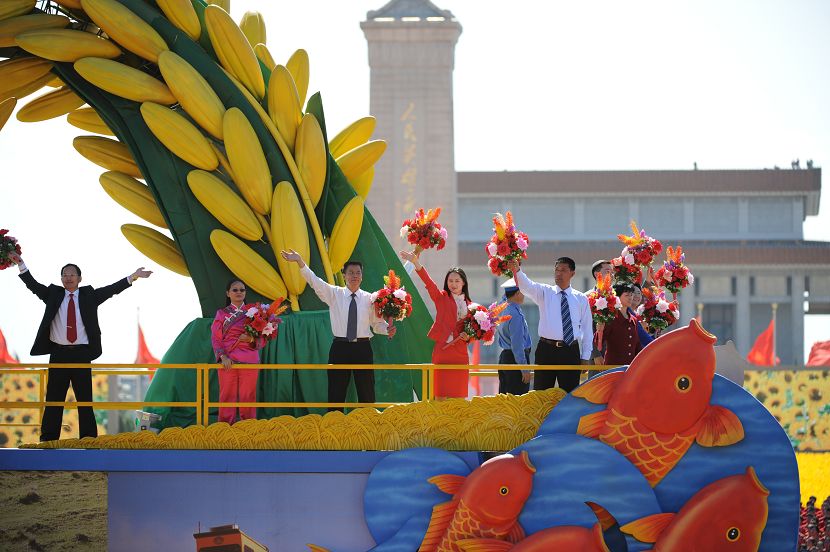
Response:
[41,344,96,442]
[498,349,531,395]
[533,340,582,393]
[328,339,375,410]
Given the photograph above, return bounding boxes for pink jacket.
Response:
[210,306,266,364]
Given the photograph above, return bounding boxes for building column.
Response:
[735,274,750,355]
[791,273,805,365]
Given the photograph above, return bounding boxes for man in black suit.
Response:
[8,251,152,441]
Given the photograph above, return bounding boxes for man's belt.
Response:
[539,337,575,348]
[333,337,371,343]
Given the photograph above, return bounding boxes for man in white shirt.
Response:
[8,251,151,441]
[506,257,593,392]
[280,249,395,410]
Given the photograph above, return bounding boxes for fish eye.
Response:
[499,486,509,495]
[675,375,692,392]
[726,527,740,541]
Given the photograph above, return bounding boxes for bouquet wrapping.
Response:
[372,269,413,323]
[237,299,288,348]
[617,220,663,269]
[654,245,694,296]
[637,286,679,334]
[0,229,22,271]
[400,207,447,254]
[446,302,512,348]
[586,273,619,348]
[485,211,529,277]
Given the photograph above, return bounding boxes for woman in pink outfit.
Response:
[210,279,266,424]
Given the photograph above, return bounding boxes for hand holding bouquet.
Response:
[237,299,288,348]
[400,207,447,254]
[0,229,22,270]
[636,286,679,334]
[654,245,694,296]
[587,273,619,347]
[372,269,413,338]
[485,211,529,277]
[446,301,512,348]
[617,220,663,268]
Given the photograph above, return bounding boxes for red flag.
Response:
[807,340,830,367]
[469,341,481,396]
[135,323,159,379]
[747,319,780,366]
[0,327,18,364]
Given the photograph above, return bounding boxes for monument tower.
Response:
[361,1,462,275]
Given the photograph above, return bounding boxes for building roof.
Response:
[459,240,830,267]
[367,0,454,20]
[458,169,821,196]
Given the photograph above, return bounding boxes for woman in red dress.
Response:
[401,250,471,399]
[600,282,643,366]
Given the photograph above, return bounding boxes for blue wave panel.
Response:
[538,371,800,551]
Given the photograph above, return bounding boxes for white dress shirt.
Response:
[514,269,594,361]
[50,289,89,345]
[300,265,388,338]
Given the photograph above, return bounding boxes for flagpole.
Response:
[771,303,778,365]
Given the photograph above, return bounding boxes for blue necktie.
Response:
[560,291,573,345]
[346,293,358,341]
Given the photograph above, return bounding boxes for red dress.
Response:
[416,267,470,398]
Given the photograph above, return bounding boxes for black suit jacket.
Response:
[20,270,131,360]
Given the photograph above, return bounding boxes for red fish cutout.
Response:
[418,451,536,552]
[573,319,744,486]
[621,466,769,551]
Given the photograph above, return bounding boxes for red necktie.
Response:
[67,293,77,343]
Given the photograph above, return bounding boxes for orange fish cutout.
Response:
[573,319,744,486]
[418,451,536,552]
[621,467,769,551]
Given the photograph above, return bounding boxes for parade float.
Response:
[0,0,803,550]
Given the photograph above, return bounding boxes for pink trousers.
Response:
[217,367,258,424]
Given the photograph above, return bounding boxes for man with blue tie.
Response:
[506,257,593,392]
[280,249,395,410]
[496,278,532,395]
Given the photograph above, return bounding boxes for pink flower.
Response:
[439,227,448,240]
[594,297,608,310]
[487,242,498,256]
[516,236,528,250]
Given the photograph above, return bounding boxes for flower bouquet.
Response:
[654,245,694,297]
[636,286,679,334]
[0,229,22,270]
[485,211,529,277]
[445,302,512,349]
[400,207,447,254]
[238,298,288,347]
[372,269,413,338]
[586,273,618,347]
[617,220,663,268]
[611,253,642,285]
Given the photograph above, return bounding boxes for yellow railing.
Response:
[0,362,603,433]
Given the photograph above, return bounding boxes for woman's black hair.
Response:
[613,282,636,297]
[443,267,471,302]
[225,278,246,306]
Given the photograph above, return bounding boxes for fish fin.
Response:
[572,371,624,404]
[456,539,512,552]
[306,546,330,552]
[620,513,675,543]
[593,523,611,552]
[427,473,466,496]
[507,521,525,543]
[417,499,458,552]
[577,409,610,438]
[586,501,617,531]
[696,404,745,447]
